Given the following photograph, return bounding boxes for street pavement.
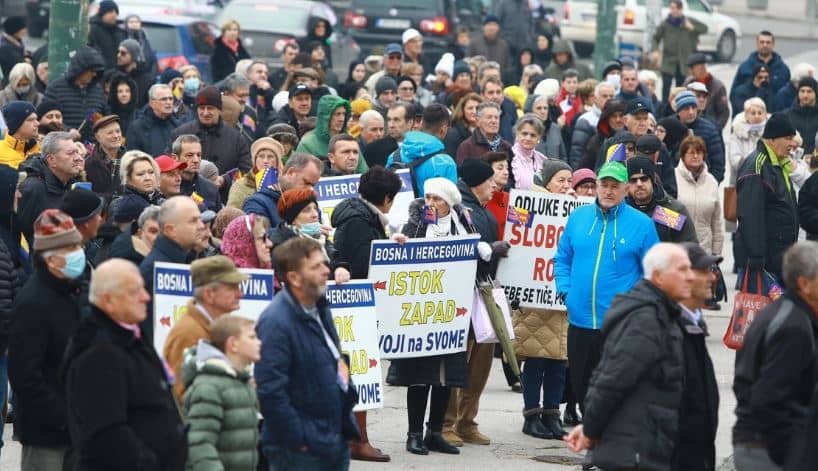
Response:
[3,17,818,471]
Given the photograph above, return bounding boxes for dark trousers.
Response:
[567,324,602,413]
[407,385,451,434]
[267,444,350,471]
[662,63,686,105]
[522,357,566,410]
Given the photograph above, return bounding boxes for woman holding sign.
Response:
[513,159,573,440]
[387,177,472,456]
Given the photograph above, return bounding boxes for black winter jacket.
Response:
[733,292,818,465]
[9,265,85,447]
[126,107,181,157]
[63,306,187,470]
[0,35,26,83]
[627,193,698,244]
[457,180,500,281]
[210,36,250,83]
[43,46,107,140]
[170,119,252,175]
[118,63,155,109]
[583,280,685,471]
[798,171,818,240]
[684,116,726,183]
[672,312,719,471]
[84,145,125,199]
[786,103,818,153]
[18,156,81,247]
[269,105,302,136]
[734,140,799,280]
[331,196,387,279]
[88,16,126,69]
[180,174,223,211]
[139,236,194,343]
[0,164,27,351]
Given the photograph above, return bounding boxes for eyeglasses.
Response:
[629,175,651,183]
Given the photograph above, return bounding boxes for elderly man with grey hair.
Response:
[569,82,617,169]
[358,109,385,149]
[126,83,181,157]
[566,242,693,470]
[222,72,260,137]
[733,240,818,471]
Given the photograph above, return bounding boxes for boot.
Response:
[406,432,429,455]
[563,404,582,426]
[522,408,553,439]
[424,429,460,454]
[350,411,390,462]
[540,408,567,439]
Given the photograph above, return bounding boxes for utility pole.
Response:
[48,0,90,82]
[594,0,618,77]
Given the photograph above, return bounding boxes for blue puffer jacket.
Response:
[255,287,359,460]
[554,200,658,330]
[242,188,281,226]
[685,116,726,183]
[386,131,458,197]
[731,51,791,98]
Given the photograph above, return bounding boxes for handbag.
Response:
[723,186,737,222]
[723,271,770,349]
[711,264,727,303]
[471,282,514,344]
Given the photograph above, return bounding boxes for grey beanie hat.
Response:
[119,39,144,64]
[536,159,572,188]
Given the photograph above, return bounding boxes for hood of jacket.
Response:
[400,131,446,162]
[602,279,681,336]
[731,112,766,140]
[306,16,334,42]
[314,95,351,141]
[64,46,106,85]
[330,195,383,229]
[107,72,138,112]
[597,104,624,137]
[181,339,249,388]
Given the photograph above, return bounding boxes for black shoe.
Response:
[541,409,567,439]
[523,410,554,439]
[511,381,522,393]
[704,302,721,311]
[424,431,460,454]
[406,432,429,455]
[563,406,581,426]
[582,450,597,470]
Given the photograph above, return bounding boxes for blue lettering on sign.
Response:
[154,267,193,296]
[355,382,382,404]
[326,283,375,308]
[369,237,479,266]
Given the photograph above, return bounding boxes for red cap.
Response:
[155,155,187,173]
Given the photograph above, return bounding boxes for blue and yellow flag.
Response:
[606,143,627,163]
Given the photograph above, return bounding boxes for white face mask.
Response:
[791,148,804,160]
[15,85,31,95]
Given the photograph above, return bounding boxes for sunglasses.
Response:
[629,175,651,184]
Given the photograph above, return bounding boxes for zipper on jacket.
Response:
[591,215,608,329]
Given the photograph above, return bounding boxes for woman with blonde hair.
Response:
[0,62,43,108]
[210,19,250,82]
[114,150,162,214]
[227,137,284,209]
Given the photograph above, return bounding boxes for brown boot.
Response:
[350,411,390,462]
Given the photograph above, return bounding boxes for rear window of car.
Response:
[219,4,310,32]
[142,24,182,52]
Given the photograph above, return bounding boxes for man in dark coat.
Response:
[126,83,180,157]
[626,155,694,244]
[9,209,87,470]
[455,101,512,165]
[676,91,725,183]
[170,135,222,211]
[565,243,693,471]
[87,0,125,70]
[63,259,187,470]
[734,113,799,286]
[785,77,818,153]
[733,241,818,469]
[269,84,313,136]
[255,238,360,469]
[466,16,511,80]
[684,53,730,130]
[116,39,154,108]
[731,64,775,117]
[0,16,29,84]
[731,30,791,100]
[43,46,106,141]
[18,132,83,246]
[170,86,252,176]
[579,99,626,170]
[139,196,204,343]
[798,171,818,240]
[674,243,720,471]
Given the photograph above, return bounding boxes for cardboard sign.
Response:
[326,281,383,411]
[367,235,479,359]
[152,262,275,354]
[496,191,593,310]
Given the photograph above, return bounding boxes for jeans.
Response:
[267,444,350,471]
[734,444,782,471]
[567,325,602,413]
[521,357,566,410]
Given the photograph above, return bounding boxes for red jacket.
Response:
[486,190,509,239]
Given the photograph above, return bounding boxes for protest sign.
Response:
[314,169,414,231]
[326,281,383,411]
[368,235,479,359]
[496,191,593,310]
[152,262,275,354]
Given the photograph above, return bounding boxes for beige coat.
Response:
[512,308,568,360]
[675,161,724,255]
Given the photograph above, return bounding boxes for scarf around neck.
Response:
[487,133,503,152]
[511,142,546,190]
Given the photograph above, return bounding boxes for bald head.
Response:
[642,243,694,301]
[158,196,204,250]
[90,259,150,324]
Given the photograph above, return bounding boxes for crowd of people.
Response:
[1,0,818,469]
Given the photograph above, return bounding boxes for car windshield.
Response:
[353,0,439,8]
[219,4,311,32]
[142,24,182,52]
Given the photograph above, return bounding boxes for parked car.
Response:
[88,0,218,18]
[343,0,491,58]
[560,0,740,62]
[133,15,219,82]
[215,0,359,75]
[25,0,49,38]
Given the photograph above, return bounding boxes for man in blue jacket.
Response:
[731,30,791,102]
[676,91,726,183]
[255,237,359,469]
[554,161,659,413]
[386,104,458,197]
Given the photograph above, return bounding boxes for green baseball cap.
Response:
[597,161,628,183]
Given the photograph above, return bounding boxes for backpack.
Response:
[388,146,448,198]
